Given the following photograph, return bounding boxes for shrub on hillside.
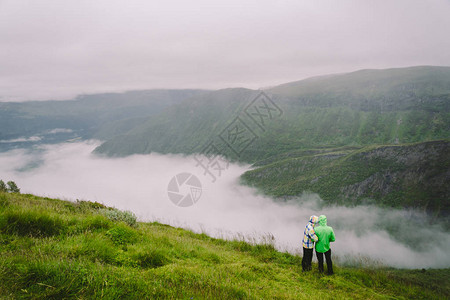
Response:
[0,180,7,192]
[99,208,137,227]
[0,180,20,193]
[6,181,20,193]
[76,200,107,211]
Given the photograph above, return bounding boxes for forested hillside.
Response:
[242,140,450,219]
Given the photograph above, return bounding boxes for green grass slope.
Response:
[242,140,450,218]
[1,192,449,299]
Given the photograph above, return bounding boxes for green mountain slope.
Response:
[268,65,450,110]
[94,88,262,157]
[1,192,448,299]
[242,140,450,218]
[95,66,450,162]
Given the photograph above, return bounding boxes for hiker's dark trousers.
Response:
[316,249,333,275]
[302,247,314,271]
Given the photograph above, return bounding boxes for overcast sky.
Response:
[1,0,450,101]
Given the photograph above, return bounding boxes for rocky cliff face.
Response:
[339,141,449,215]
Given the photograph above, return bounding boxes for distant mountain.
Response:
[95,66,450,162]
[0,89,207,150]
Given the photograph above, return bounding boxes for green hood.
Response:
[318,215,327,226]
[314,214,335,253]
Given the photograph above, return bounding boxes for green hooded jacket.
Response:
[314,215,335,253]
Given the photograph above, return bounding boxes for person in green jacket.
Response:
[314,215,335,275]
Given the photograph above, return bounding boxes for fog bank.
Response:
[0,141,448,268]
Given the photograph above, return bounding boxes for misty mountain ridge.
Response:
[0,89,208,150]
[269,65,450,98]
[2,65,448,148]
[95,65,450,158]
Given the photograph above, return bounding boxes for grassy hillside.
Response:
[242,140,450,218]
[268,66,450,109]
[0,192,449,299]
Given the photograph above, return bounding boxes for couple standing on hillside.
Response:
[302,215,335,275]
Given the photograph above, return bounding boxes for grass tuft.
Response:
[105,224,138,246]
[133,249,170,268]
[0,209,65,237]
[0,193,9,209]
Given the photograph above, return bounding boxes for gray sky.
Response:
[1,0,450,101]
